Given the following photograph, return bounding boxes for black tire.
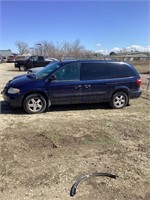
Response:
[23,94,47,114]
[19,65,27,71]
[110,92,129,109]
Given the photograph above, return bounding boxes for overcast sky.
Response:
[0,0,149,53]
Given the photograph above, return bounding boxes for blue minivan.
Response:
[2,60,142,114]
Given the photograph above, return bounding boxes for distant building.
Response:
[121,53,149,61]
[0,49,12,57]
[108,52,150,61]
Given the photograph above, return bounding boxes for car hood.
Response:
[8,74,38,88]
[13,74,27,79]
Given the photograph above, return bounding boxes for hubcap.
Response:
[20,66,25,71]
[114,95,125,108]
[28,98,43,112]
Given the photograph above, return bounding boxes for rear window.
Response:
[108,63,134,78]
[39,56,44,61]
[80,63,109,80]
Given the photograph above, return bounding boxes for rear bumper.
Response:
[130,90,142,99]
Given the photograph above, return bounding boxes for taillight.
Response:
[136,78,142,87]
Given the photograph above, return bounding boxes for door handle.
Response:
[75,85,82,90]
[84,85,91,89]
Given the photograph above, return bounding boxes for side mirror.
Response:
[48,75,56,81]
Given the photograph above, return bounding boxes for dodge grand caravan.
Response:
[2,60,142,114]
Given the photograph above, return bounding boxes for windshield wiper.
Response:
[27,74,37,79]
[70,172,118,197]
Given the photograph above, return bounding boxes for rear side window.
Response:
[108,63,135,78]
[80,63,109,80]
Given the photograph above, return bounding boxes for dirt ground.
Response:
[0,62,150,200]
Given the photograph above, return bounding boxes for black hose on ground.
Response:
[70,172,118,197]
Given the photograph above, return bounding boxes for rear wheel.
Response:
[23,94,47,114]
[19,65,26,71]
[110,92,129,109]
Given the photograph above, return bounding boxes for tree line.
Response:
[15,39,95,59]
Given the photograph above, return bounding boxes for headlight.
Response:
[7,87,20,94]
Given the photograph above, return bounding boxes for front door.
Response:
[48,62,82,104]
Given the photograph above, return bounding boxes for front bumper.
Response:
[1,91,23,108]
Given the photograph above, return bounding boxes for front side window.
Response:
[53,63,80,81]
[29,56,38,61]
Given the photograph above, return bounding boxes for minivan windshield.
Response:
[34,61,60,79]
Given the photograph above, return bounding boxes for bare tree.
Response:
[33,41,58,57]
[15,41,29,55]
[62,41,74,56]
[16,39,93,59]
[71,39,85,58]
[61,39,85,58]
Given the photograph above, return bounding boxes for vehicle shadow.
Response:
[48,103,111,112]
[7,69,21,72]
[140,71,150,74]
[0,101,25,115]
[0,101,111,115]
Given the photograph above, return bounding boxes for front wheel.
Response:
[19,65,26,71]
[23,94,47,114]
[110,92,129,109]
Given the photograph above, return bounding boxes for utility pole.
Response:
[36,43,42,56]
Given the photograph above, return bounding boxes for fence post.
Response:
[147,71,150,91]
